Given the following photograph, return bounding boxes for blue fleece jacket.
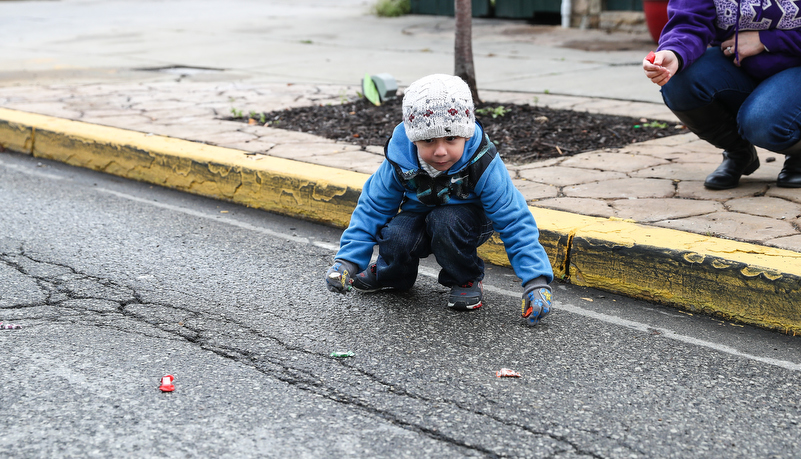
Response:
[335,122,554,287]
[658,0,801,80]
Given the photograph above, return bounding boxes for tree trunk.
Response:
[454,0,480,103]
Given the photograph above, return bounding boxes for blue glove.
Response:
[325,259,358,294]
[522,280,552,326]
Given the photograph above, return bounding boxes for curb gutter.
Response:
[2,107,800,334]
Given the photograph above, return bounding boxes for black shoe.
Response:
[777,155,801,188]
[703,146,759,190]
[672,101,758,190]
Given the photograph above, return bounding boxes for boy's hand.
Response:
[325,259,357,294]
[522,283,552,326]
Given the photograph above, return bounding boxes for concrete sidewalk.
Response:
[1,0,800,333]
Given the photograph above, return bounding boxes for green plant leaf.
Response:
[362,73,381,106]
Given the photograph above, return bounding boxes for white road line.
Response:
[8,159,798,373]
[96,187,312,245]
[0,159,65,181]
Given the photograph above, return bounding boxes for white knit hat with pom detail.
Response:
[402,74,475,142]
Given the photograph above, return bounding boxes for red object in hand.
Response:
[159,375,175,392]
[646,51,656,64]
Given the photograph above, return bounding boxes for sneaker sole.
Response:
[447,300,482,311]
[352,285,387,293]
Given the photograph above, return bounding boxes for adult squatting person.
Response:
[643,0,801,189]
[324,74,554,326]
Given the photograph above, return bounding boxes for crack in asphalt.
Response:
[1,248,626,458]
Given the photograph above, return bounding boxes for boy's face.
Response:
[414,136,467,172]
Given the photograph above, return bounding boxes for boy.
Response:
[324,74,553,325]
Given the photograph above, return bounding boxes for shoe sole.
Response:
[447,300,482,311]
[352,285,386,293]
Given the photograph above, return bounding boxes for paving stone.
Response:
[64,93,134,108]
[143,120,237,137]
[267,142,365,161]
[726,196,801,220]
[518,165,627,186]
[309,150,384,174]
[560,151,667,172]
[532,197,615,218]
[621,149,719,164]
[0,86,68,100]
[512,180,559,200]
[564,178,675,199]
[222,139,278,154]
[677,181,769,200]
[637,132,700,147]
[629,163,714,181]
[766,186,801,204]
[611,198,723,222]
[145,106,218,120]
[79,109,146,119]
[190,130,259,146]
[247,126,332,144]
[654,211,798,242]
[763,234,801,252]
[2,102,82,119]
[509,157,565,170]
[618,142,717,159]
[79,115,160,132]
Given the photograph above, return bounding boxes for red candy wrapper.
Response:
[646,51,656,64]
[495,368,521,378]
[159,374,175,392]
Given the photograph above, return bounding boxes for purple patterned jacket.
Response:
[657,0,801,79]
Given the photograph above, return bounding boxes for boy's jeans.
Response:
[374,204,494,290]
[660,47,801,151]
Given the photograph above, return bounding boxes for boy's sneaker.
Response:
[448,280,483,311]
[351,263,383,292]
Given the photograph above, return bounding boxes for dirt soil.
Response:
[240,97,682,164]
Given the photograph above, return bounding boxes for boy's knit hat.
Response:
[402,74,475,142]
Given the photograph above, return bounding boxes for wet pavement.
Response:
[1,0,800,331]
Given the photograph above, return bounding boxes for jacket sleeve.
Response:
[335,160,406,272]
[657,0,718,72]
[474,156,554,286]
[760,28,801,56]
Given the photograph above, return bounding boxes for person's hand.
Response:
[522,284,553,326]
[721,31,765,66]
[325,259,357,294]
[643,50,680,86]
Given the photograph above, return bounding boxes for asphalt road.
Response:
[2,150,801,458]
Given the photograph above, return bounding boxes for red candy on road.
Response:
[159,375,175,392]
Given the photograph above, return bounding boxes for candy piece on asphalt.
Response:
[646,51,656,64]
[495,368,521,378]
[0,322,21,330]
[159,374,175,392]
[330,351,354,358]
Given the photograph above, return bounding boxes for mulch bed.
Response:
[235,97,682,164]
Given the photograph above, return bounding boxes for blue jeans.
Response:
[661,47,801,152]
[374,204,494,290]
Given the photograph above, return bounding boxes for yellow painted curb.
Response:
[2,107,800,334]
[0,108,363,228]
